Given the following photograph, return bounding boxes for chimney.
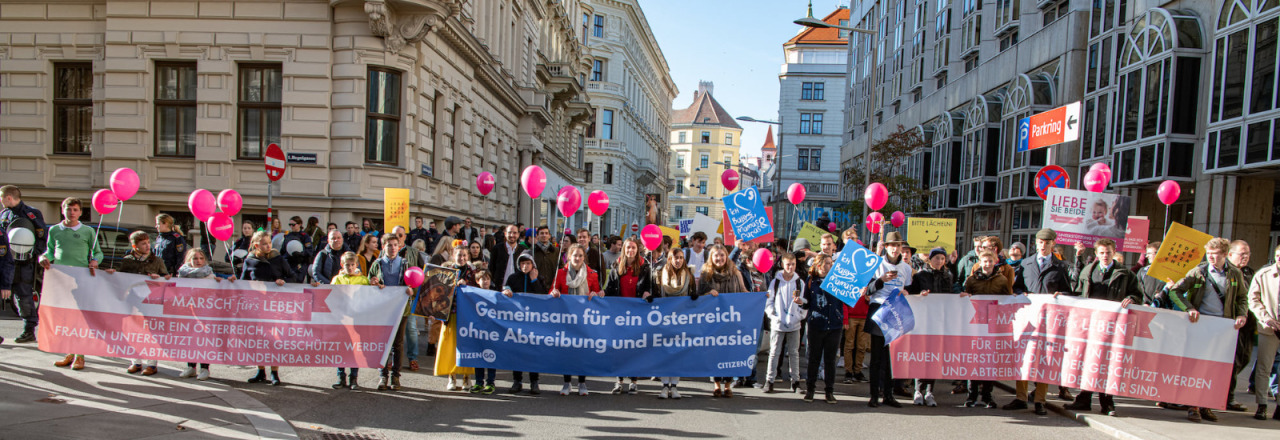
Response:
[698,81,714,97]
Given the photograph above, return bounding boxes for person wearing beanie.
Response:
[501,249,546,394]
[905,246,955,407]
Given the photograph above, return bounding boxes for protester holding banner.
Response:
[468,269,499,395]
[311,231,345,285]
[1165,238,1250,421]
[799,253,842,404]
[501,250,547,394]
[866,232,912,408]
[652,246,696,399]
[153,214,187,275]
[241,230,294,386]
[697,244,746,397]
[115,230,171,376]
[40,197,103,371]
[174,248,233,381]
[605,238,652,395]
[370,235,414,391]
[765,252,805,394]
[1247,244,1280,421]
[958,251,1014,408]
[323,252,370,390]
[387,226,427,371]
[1066,238,1141,416]
[904,247,954,406]
[551,244,601,396]
[356,235,381,276]
[1003,229,1072,414]
[436,246,476,392]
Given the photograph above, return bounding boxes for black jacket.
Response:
[310,245,344,284]
[242,251,294,283]
[342,232,362,254]
[153,231,187,275]
[504,271,546,295]
[605,261,653,298]
[488,241,528,285]
[1018,254,1073,295]
[908,265,955,295]
[0,201,48,260]
[800,274,844,331]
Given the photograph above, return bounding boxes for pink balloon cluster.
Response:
[1083,162,1113,193]
[91,168,141,216]
[186,188,244,241]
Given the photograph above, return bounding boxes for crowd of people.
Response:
[2,182,1279,426]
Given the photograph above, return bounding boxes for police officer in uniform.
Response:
[1,185,47,344]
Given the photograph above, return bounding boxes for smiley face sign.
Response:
[906,217,957,253]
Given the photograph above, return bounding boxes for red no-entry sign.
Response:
[265,143,285,181]
[1035,165,1071,200]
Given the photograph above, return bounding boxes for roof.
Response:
[761,126,776,151]
[786,8,851,46]
[671,81,742,129]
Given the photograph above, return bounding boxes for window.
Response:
[725,133,733,145]
[675,206,684,217]
[678,131,686,143]
[366,67,401,164]
[676,180,684,194]
[601,109,614,139]
[582,13,589,44]
[798,147,822,171]
[591,59,604,81]
[999,32,1018,51]
[801,82,826,100]
[696,206,709,216]
[237,64,282,159]
[155,62,197,157]
[53,62,92,154]
[593,15,604,37]
[1042,0,1069,26]
[698,180,708,194]
[964,55,979,72]
[604,163,614,184]
[800,113,824,134]
[700,153,709,168]
[723,154,731,170]
[676,154,685,168]
[812,113,823,134]
[585,162,594,183]
[700,131,710,143]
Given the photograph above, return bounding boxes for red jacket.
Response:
[843,294,870,320]
[553,266,601,295]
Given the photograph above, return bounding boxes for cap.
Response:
[792,238,811,252]
[929,247,947,260]
[444,216,463,230]
[1036,228,1057,241]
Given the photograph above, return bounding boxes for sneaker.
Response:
[852,372,866,382]
[529,382,540,395]
[964,399,978,408]
[803,389,814,402]
[578,383,589,396]
[560,383,572,396]
[15,331,36,344]
[270,373,282,386]
[844,372,854,383]
[628,383,638,395]
[658,385,669,399]
[197,369,210,381]
[913,391,924,406]
[985,400,998,409]
[612,382,624,395]
[390,376,401,391]
[141,366,157,376]
[469,384,483,394]
[127,364,142,374]
[377,377,389,390]
[482,385,495,395]
[825,391,837,404]
[180,367,197,378]
[924,392,937,407]
[446,378,457,391]
[463,377,472,389]
[349,379,359,390]
[509,382,524,394]
[670,386,681,399]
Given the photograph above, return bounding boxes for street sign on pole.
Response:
[1034,165,1071,200]
[264,143,285,226]
[1017,101,1081,152]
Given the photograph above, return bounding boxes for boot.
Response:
[270,371,282,386]
[390,376,401,391]
[247,369,267,383]
[71,355,85,370]
[333,373,348,389]
[803,386,815,402]
[824,391,837,404]
[1254,404,1268,421]
[348,375,359,390]
[15,331,35,344]
[54,354,76,368]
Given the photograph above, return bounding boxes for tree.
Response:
[842,125,931,216]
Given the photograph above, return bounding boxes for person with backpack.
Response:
[764,252,805,394]
[685,232,709,280]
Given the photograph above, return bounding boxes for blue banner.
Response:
[820,241,883,306]
[870,289,915,345]
[454,287,766,377]
[722,186,772,242]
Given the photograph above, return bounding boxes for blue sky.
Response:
[644,0,846,156]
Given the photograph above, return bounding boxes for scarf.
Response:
[564,264,589,295]
[177,264,213,279]
[659,267,691,297]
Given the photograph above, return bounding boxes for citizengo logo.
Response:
[717,355,757,370]
[482,349,496,363]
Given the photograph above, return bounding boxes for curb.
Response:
[154,364,299,440]
[992,381,1167,440]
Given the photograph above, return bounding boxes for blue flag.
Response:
[871,290,915,345]
[722,186,772,242]
[820,241,883,306]
[454,287,766,377]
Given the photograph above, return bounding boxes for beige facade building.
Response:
[668,81,742,224]
[0,0,593,253]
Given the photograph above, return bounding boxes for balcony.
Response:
[584,139,623,151]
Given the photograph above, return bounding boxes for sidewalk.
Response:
[0,321,296,439]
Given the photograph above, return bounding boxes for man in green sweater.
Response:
[38,197,103,371]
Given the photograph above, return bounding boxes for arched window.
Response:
[1111,8,1202,184]
[997,73,1054,201]
[930,112,965,211]
[1206,0,1280,172]
[959,95,1001,208]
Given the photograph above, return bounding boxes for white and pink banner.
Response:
[893,295,1237,409]
[38,265,409,368]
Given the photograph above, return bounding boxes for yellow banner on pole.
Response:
[384,188,411,234]
[907,217,957,253]
[659,226,681,248]
[1148,222,1214,282]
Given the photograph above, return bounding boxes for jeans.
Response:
[805,328,841,393]
[513,371,539,384]
[337,367,359,378]
[476,368,497,386]
[766,330,801,384]
[843,318,870,374]
[405,316,420,361]
[187,362,211,369]
[380,317,406,378]
[867,303,894,400]
[564,375,586,383]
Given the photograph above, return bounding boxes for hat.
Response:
[444,216,462,230]
[1036,228,1057,241]
[883,232,907,245]
[517,251,535,265]
[1010,242,1027,255]
[792,238,811,252]
[929,247,947,260]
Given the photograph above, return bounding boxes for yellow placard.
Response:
[794,222,826,251]
[907,217,957,253]
[659,226,681,249]
[1148,222,1213,282]
[383,188,411,234]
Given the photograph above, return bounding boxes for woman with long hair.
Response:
[604,238,652,395]
[550,244,601,396]
[356,234,380,275]
[428,236,456,266]
[241,230,294,385]
[651,246,695,399]
[468,240,489,266]
[798,253,842,404]
[436,243,475,391]
[696,244,746,397]
[227,220,256,273]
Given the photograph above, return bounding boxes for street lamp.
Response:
[794,11,878,239]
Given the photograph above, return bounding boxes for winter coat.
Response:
[242,250,293,282]
[310,245,344,284]
[963,268,1013,296]
[1167,262,1249,319]
[800,274,844,332]
[907,265,955,295]
[119,252,169,276]
[1018,254,1072,295]
[1072,261,1142,304]
[605,261,652,298]
[153,231,187,275]
[695,267,745,300]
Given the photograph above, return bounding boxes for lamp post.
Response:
[794,13,878,238]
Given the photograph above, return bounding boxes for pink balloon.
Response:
[1083,169,1108,192]
[564,228,573,236]
[721,169,740,191]
[588,190,610,216]
[864,182,888,211]
[476,172,496,196]
[556,186,582,218]
[521,165,547,199]
[110,168,140,202]
[828,222,839,232]
[1157,180,1181,206]
[640,224,663,251]
[216,189,243,217]
[890,211,906,228]
[91,189,119,215]
[404,267,425,289]
[787,183,806,205]
[188,189,216,222]
[752,248,775,273]
[867,212,884,234]
[207,212,235,241]
[1089,162,1113,183]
